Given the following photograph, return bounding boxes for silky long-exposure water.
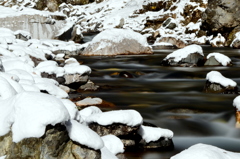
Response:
[74,46,240,158]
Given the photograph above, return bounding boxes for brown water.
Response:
[75,46,240,158]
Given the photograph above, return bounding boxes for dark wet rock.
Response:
[203,80,238,94]
[119,71,134,78]
[88,123,140,137]
[155,36,187,48]
[139,137,174,150]
[161,53,205,67]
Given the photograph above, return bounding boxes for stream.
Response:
[75,45,240,159]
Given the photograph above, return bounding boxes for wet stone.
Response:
[203,80,238,94]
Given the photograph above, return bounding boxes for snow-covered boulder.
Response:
[203,71,238,94]
[82,29,152,56]
[230,32,240,48]
[161,44,204,67]
[204,53,232,66]
[171,143,240,159]
[86,109,143,136]
[101,135,124,155]
[210,33,226,47]
[138,125,174,150]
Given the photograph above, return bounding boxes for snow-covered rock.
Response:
[161,44,204,67]
[65,120,104,150]
[82,28,152,56]
[171,143,240,159]
[210,33,226,47]
[76,97,103,107]
[204,71,238,94]
[0,92,70,143]
[154,36,187,49]
[205,53,232,66]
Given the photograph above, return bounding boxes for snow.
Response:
[233,96,240,111]
[101,147,118,159]
[0,76,17,99]
[206,71,237,87]
[61,99,78,120]
[64,63,91,75]
[164,44,204,62]
[170,143,240,159]
[207,53,231,66]
[91,28,149,48]
[0,156,6,159]
[35,61,64,77]
[101,135,124,155]
[76,97,103,106]
[138,125,174,143]
[231,32,240,47]
[210,33,226,47]
[77,106,102,123]
[86,109,143,126]
[0,92,70,143]
[65,120,104,150]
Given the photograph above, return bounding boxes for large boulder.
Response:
[161,44,205,67]
[82,29,153,56]
[202,0,240,34]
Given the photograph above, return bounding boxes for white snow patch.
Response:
[233,96,240,111]
[0,92,70,143]
[210,33,226,47]
[101,147,118,159]
[65,120,104,150]
[206,71,236,87]
[101,135,124,155]
[207,53,231,66]
[64,63,91,75]
[138,125,173,143]
[0,156,6,159]
[86,109,143,126]
[77,106,102,123]
[164,44,203,62]
[171,143,240,159]
[61,99,78,120]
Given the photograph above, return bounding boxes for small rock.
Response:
[210,33,226,47]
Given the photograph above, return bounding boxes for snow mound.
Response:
[138,125,174,143]
[78,106,102,123]
[233,96,240,111]
[101,147,118,159]
[206,71,236,87]
[86,109,143,126]
[164,44,203,62]
[171,143,240,159]
[206,53,231,66]
[101,135,124,155]
[0,92,70,143]
[65,120,104,150]
[82,28,152,56]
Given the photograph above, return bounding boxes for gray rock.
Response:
[79,80,99,91]
[162,18,177,30]
[204,56,221,66]
[155,36,187,48]
[203,80,238,94]
[64,74,89,85]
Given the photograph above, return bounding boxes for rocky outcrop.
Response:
[0,124,101,159]
[155,36,187,48]
[202,0,240,39]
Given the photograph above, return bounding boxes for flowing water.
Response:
[75,44,240,158]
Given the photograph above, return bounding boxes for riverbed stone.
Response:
[155,36,187,48]
[139,137,174,150]
[203,80,238,94]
